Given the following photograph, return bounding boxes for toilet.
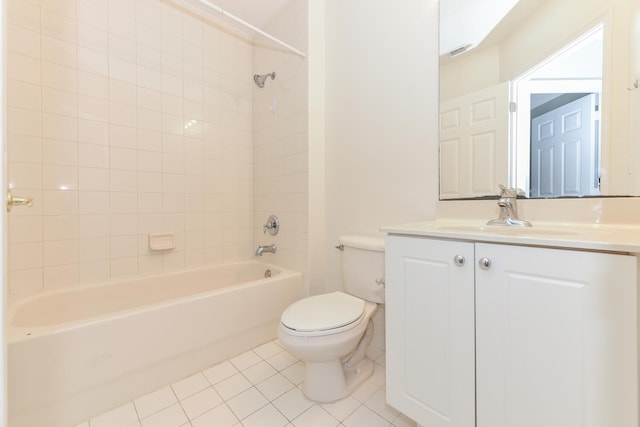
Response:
[277,235,385,402]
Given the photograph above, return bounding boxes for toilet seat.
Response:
[281,291,365,337]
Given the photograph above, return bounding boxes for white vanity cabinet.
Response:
[385,235,638,427]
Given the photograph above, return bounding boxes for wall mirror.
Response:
[439,0,640,200]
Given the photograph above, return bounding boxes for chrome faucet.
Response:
[487,185,531,227]
[255,244,277,256]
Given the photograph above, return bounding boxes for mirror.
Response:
[439,0,640,199]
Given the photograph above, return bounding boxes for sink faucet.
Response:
[255,244,277,256]
[487,185,531,227]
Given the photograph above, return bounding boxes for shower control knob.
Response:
[453,255,465,266]
[263,214,280,235]
[479,257,492,270]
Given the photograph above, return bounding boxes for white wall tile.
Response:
[78,94,108,121]
[137,87,162,111]
[79,167,108,191]
[10,242,43,270]
[109,102,137,127]
[42,0,77,19]
[43,139,78,166]
[78,70,108,98]
[109,57,136,83]
[109,80,137,105]
[43,240,79,266]
[9,216,43,243]
[9,134,42,163]
[138,172,162,193]
[9,268,44,299]
[42,62,77,91]
[41,9,77,44]
[79,191,109,215]
[138,150,162,172]
[79,260,110,284]
[7,52,41,85]
[42,113,78,141]
[110,235,137,259]
[138,254,163,276]
[109,125,137,149]
[138,211,161,234]
[79,214,109,238]
[77,0,107,29]
[108,11,135,40]
[8,107,42,137]
[79,119,109,145]
[5,0,289,297]
[110,257,138,279]
[8,0,41,32]
[43,215,78,241]
[138,193,162,214]
[43,164,78,190]
[9,161,42,189]
[79,143,109,168]
[77,22,108,52]
[78,237,108,262]
[110,148,137,171]
[8,80,41,110]
[41,36,76,67]
[43,190,78,215]
[43,264,79,290]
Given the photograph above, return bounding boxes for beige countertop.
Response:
[381,219,640,253]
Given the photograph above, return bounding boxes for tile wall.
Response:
[5,0,274,300]
[252,1,309,274]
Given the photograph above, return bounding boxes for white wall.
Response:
[323,0,439,294]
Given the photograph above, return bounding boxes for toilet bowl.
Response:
[277,235,385,402]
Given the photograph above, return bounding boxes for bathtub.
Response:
[7,261,304,427]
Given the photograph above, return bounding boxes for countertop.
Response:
[380,219,640,253]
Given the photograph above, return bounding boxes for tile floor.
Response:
[74,340,417,427]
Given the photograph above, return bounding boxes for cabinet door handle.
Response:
[453,255,465,266]
[478,257,492,270]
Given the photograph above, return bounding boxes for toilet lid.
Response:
[281,291,365,332]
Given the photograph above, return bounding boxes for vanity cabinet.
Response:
[385,235,638,427]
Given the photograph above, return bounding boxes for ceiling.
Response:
[440,0,521,55]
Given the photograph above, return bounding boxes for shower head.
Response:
[253,72,276,88]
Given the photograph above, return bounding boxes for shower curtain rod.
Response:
[194,0,307,58]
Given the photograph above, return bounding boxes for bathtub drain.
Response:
[264,269,272,278]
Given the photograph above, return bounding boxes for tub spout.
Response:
[255,244,276,256]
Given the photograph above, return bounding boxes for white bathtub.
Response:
[7,261,304,427]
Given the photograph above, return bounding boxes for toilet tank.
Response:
[339,235,385,304]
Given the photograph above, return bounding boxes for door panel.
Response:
[475,243,637,427]
[386,236,475,427]
[530,94,599,197]
[440,83,509,199]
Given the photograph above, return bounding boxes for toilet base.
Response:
[302,356,375,403]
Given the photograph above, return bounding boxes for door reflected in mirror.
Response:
[439,0,639,200]
[516,24,603,198]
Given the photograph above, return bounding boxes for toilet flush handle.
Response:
[375,278,385,288]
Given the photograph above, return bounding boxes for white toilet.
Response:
[277,235,385,402]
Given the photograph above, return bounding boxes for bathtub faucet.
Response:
[255,244,277,256]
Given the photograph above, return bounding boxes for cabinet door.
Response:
[475,243,638,427]
[386,236,475,427]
